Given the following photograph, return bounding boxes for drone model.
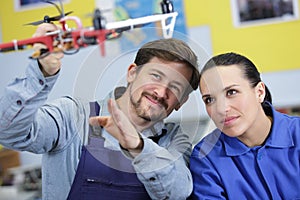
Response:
[0,0,178,58]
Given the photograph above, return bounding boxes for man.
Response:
[0,23,199,199]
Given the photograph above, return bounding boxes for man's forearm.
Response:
[132,138,193,199]
[0,61,59,149]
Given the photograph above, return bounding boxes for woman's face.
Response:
[199,65,265,138]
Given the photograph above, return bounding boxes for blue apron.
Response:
[67,102,152,200]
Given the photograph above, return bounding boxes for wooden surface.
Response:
[0,149,20,177]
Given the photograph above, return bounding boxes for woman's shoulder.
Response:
[191,128,224,158]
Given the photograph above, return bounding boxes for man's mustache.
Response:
[142,92,168,110]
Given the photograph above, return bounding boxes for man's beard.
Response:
[129,86,168,122]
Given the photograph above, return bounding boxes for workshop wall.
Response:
[184,0,300,72]
[0,0,94,43]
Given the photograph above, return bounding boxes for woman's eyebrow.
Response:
[201,84,240,98]
[223,84,239,92]
[202,94,210,99]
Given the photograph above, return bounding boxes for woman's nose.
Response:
[215,98,230,115]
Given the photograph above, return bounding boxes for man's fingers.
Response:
[108,98,123,124]
[89,116,109,127]
[107,98,113,114]
[32,23,59,37]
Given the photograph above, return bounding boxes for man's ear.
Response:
[175,95,189,111]
[127,63,138,83]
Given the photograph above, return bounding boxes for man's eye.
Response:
[227,89,237,96]
[151,73,161,80]
[170,85,181,93]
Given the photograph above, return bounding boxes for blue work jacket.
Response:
[190,103,300,199]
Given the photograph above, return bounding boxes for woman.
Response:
[190,52,300,199]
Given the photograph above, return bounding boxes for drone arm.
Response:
[105,12,178,31]
[0,35,56,53]
[0,40,25,52]
[70,29,107,56]
[160,12,178,38]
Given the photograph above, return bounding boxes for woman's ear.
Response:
[256,82,266,103]
[127,63,138,83]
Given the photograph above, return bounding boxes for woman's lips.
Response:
[222,116,238,126]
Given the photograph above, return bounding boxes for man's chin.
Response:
[137,104,167,121]
[139,112,166,122]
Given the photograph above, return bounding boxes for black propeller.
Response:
[92,8,106,30]
[24,11,73,26]
[160,0,174,14]
[24,0,73,26]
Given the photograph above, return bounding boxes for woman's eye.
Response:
[203,97,214,105]
[227,89,237,96]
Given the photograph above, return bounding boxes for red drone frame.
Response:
[0,0,178,59]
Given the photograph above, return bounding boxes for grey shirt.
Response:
[0,61,193,200]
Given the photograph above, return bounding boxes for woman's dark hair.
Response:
[134,38,200,95]
[201,52,272,105]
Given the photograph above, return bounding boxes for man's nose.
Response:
[154,85,168,99]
